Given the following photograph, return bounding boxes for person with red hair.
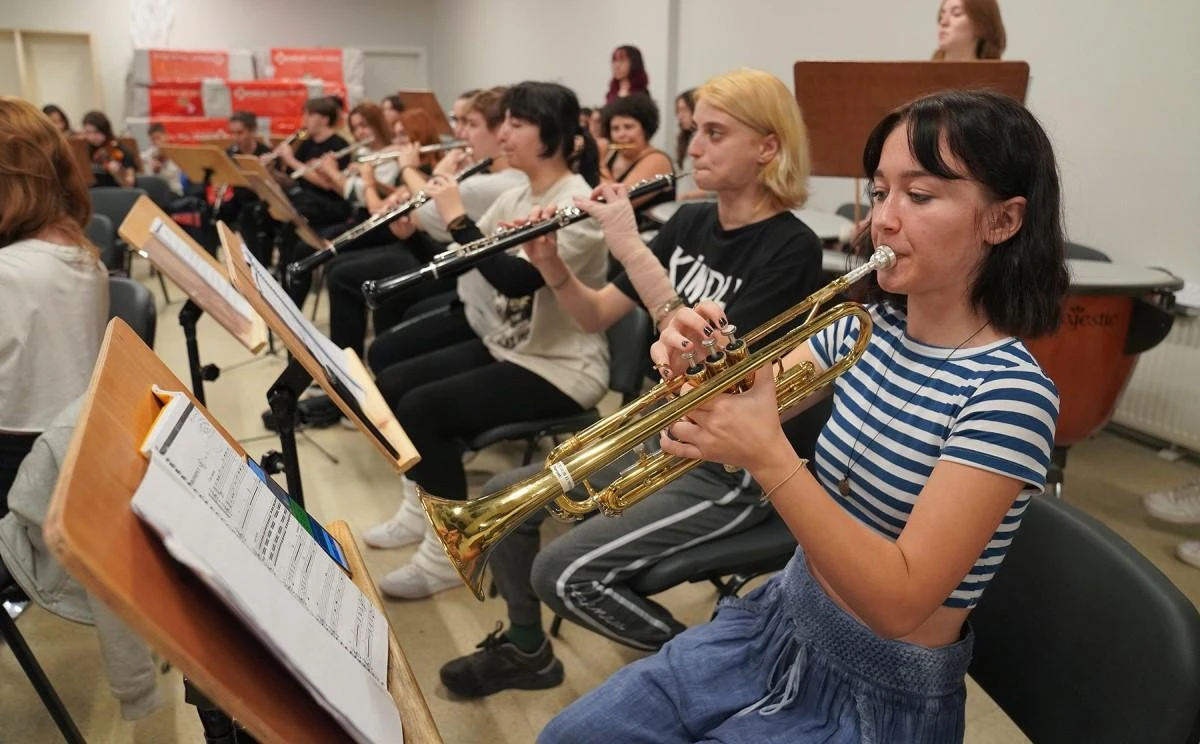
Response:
[606,45,650,104]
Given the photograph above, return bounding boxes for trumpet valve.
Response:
[719,324,753,391]
[682,351,706,386]
[702,338,729,379]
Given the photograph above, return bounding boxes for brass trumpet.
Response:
[421,246,897,599]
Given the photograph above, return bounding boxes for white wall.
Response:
[2,0,436,124]
[426,0,672,148]
[673,0,1200,282]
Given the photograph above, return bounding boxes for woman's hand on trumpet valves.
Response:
[650,301,729,378]
[658,362,790,474]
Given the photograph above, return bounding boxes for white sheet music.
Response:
[133,392,400,743]
[150,218,255,323]
[237,239,366,404]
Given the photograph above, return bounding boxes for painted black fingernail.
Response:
[680,340,689,348]
[703,326,713,336]
[720,316,728,326]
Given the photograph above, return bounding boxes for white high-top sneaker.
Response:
[362,477,427,549]
[378,530,463,599]
[1143,480,1200,525]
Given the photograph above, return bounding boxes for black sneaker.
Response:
[439,623,564,698]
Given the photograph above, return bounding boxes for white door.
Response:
[361,48,428,101]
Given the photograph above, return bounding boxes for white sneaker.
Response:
[362,478,427,549]
[378,562,462,599]
[1178,541,1200,569]
[1143,481,1200,524]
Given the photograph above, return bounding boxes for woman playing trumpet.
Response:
[540,89,1067,744]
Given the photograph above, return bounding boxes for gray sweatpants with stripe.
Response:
[484,453,771,652]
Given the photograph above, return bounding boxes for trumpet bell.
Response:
[419,486,491,600]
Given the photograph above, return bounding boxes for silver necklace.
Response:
[838,321,989,498]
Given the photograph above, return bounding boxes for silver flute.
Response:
[290,136,374,178]
[356,140,470,165]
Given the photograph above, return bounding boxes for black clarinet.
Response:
[362,172,678,308]
[284,157,494,284]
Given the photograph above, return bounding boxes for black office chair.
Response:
[969,495,1200,744]
[108,276,157,348]
[85,213,120,273]
[465,307,654,467]
[549,396,833,638]
[91,186,171,302]
[134,174,174,211]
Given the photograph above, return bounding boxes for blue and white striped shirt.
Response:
[807,303,1059,608]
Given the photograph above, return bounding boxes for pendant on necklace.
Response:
[838,477,850,497]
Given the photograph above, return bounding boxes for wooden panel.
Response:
[43,319,442,743]
[20,31,99,114]
[793,61,1030,178]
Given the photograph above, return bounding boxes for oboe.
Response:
[284,157,494,283]
[362,172,679,308]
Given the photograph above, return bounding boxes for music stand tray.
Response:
[217,221,420,474]
[43,319,442,743]
[161,144,249,188]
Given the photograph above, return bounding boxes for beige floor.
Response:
[3,266,1199,744]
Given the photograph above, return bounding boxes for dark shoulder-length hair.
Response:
[851,89,1067,339]
[607,45,649,102]
[503,82,600,187]
[82,110,115,140]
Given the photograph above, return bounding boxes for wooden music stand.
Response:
[43,319,442,743]
[793,61,1030,179]
[119,195,267,350]
[161,144,248,188]
[397,90,453,137]
[217,221,419,474]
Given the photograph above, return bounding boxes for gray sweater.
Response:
[0,397,163,720]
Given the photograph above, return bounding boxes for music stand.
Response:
[161,144,248,190]
[235,165,327,253]
[118,196,268,405]
[42,319,443,744]
[218,221,419,507]
[397,90,453,137]
[793,60,1030,219]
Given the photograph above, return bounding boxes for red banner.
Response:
[268,116,305,137]
[228,81,312,118]
[150,117,232,144]
[148,50,229,83]
[323,80,347,107]
[147,83,203,117]
[270,48,344,82]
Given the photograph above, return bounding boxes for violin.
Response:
[90,140,126,169]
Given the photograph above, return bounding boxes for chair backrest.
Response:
[85,213,121,272]
[969,495,1200,744]
[1066,241,1112,262]
[107,277,157,347]
[835,202,869,222]
[134,175,174,210]
[89,187,148,241]
[606,307,654,404]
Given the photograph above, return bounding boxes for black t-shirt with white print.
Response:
[613,202,828,488]
[613,201,824,335]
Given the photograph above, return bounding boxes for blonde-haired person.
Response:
[434,68,827,699]
[934,0,1006,60]
[0,97,108,498]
